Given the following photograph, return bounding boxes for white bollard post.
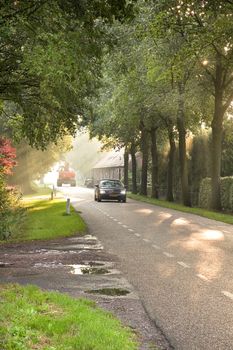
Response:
[66,198,70,215]
[53,185,56,197]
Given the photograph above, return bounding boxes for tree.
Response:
[222,117,233,177]
[0,0,136,148]
[155,0,233,209]
[85,0,233,209]
[0,136,21,240]
[0,138,16,175]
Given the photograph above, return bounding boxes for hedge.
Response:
[0,176,25,240]
[199,176,233,212]
[199,178,212,209]
[220,177,233,211]
[230,184,233,211]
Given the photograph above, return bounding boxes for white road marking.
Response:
[122,225,128,228]
[128,228,134,232]
[222,291,233,301]
[177,261,190,268]
[110,216,114,219]
[196,274,209,282]
[152,244,161,250]
[135,233,141,237]
[113,218,118,221]
[163,252,174,258]
[118,222,122,225]
[143,238,150,243]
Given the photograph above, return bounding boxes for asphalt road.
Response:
[61,186,233,350]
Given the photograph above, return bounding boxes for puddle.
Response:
[82,235,98,240]
[85,288,130,296]
[55,244,103,251]
[34,262,64,268]
[0,262,13,268]
[89,261,105,267]
[69,264,109,275]
[32,249,61,255]
[68,235,98,243]
[49,235,103,251]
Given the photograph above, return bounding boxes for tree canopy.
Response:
[0,0,135,148]
[1,0,233,210]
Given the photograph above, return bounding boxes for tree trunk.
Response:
[166,123,176,202]
[210,53,224,210]
[130,142,137,194]
[123,148,129,190]
[140,125,148,196]
[177,82,191,206]
[150,127,159,198]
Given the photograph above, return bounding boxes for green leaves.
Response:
[0,1,136,148]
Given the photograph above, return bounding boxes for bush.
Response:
[199,177,211,209]
[0,176,25,240]
[220,177,233,211]
[199,176,233,212]
[230,184,233,211]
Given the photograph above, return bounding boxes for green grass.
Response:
[21,198,86,241]
[6,197,86,242]
[128,193,233,225]
[0,284,137,350]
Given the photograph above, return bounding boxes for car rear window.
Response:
[100,180,123,188]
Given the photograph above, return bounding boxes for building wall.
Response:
[92,167,124,183]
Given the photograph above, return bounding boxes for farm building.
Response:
[91,150,124,183]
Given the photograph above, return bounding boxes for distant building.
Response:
[92,150,124,183]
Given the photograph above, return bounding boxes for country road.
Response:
[61,186,233,350]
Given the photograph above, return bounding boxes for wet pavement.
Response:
[0,233,172,350]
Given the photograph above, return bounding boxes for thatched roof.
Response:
[92,150,124,169]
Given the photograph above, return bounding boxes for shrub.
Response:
[230,184,233,211]
[0,137,16,174]
[199,177,233,212]
[0,137,25,240]
[220,177,233,211]
[0,176,25,240]
[198,177,211,209]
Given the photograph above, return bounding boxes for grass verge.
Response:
[128,193,233,225]
[0,284,137,350]
[17,198,86,241]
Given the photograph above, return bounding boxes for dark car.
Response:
[94,179,126,203]
[84,178,94,188]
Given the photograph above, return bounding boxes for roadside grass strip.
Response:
[128,193,233,225]
[0,284,137,350]
[18,198,86,241]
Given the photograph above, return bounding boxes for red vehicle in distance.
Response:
[57,164,76,187]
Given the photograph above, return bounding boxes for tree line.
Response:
[89,0,233,210]
[0,0,233,212]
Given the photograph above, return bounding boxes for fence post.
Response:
[66,198,70,215]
